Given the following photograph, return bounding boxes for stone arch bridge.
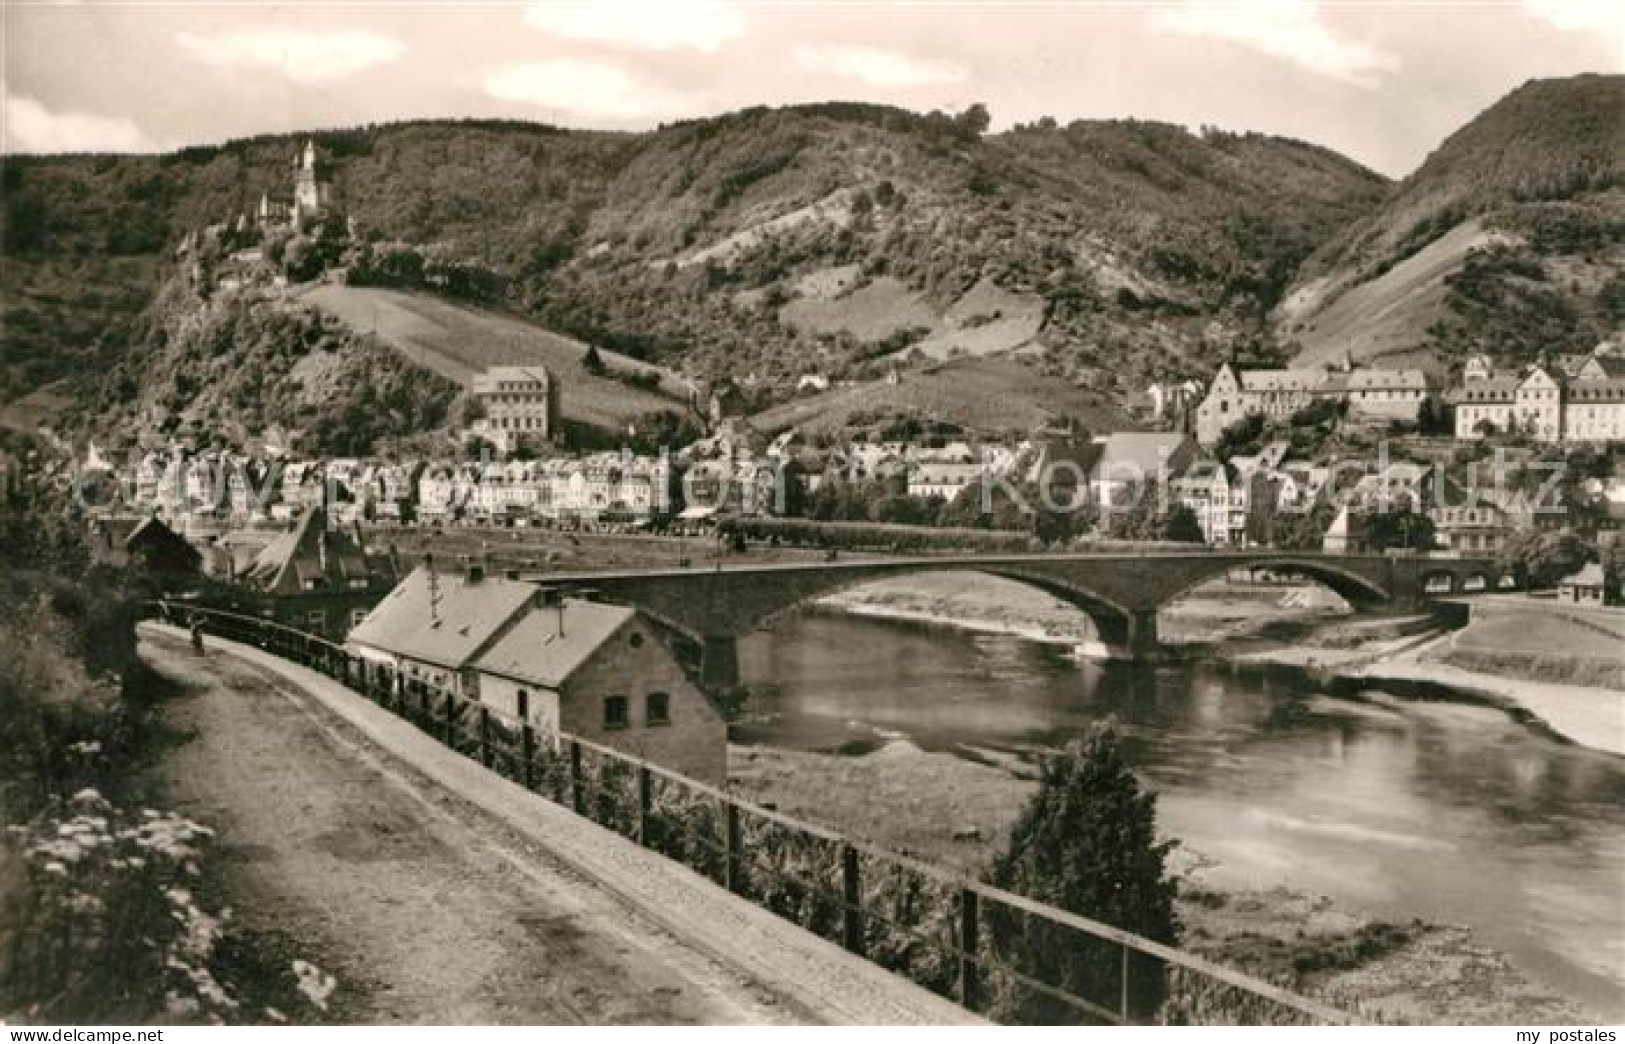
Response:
[524,551,1508,686]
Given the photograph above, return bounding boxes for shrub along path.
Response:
[138,625,976,1025]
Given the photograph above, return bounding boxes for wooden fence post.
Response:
[569,740,585,816]
[841,843,863,956]
[636,763,652,847]
[479,707,492,769]
[521,724,536,790]
[724,800,742,894]
[442,693,456,747]
[958,887,980,1011]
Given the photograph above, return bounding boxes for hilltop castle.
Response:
[256,140,333,233]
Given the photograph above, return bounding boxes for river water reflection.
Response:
[733,610,1625,1019]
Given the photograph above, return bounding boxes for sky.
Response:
[2,1,1620,178]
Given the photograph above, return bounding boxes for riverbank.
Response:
[1348,637,1625,758]
[817,574,1623,757]
[816,572,1344,648]
[728,740,1594,1025]
[1230,610,1624,757]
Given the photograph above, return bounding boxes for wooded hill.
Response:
[1278,74,1625,374]
[3,77,1618,448]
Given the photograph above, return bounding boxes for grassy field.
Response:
[1429,604,1624,690]
[301,285,693,430]
[1283,219,1499,371]
[751,355,1136,436]
[0,380,74,435]
[1450,605,1625,657]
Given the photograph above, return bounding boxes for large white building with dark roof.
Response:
[1195,361,1433,446]
[1450,356,1625,443]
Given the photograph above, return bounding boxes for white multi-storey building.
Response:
[468,366,559,452]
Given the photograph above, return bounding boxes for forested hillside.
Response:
[2,103,1388,439]
[1278,74,1625,373]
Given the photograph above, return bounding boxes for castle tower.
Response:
[292,139,328,227]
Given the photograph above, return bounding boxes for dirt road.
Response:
[141,628,974,1025]
[145,632,791,1023]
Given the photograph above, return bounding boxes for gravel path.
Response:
[140,624,976,1025]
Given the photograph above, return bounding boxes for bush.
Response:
[986,724,1179,1023]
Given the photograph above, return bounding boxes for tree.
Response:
[955,103,992,137]
[1356,505,1436,552]
[1273,502,1336,551]
[1161,504,1204,544]
[1212,413,1266,462]
[1498,528,1591,588]
[987,724,1179,1023]
[582,343,606,376]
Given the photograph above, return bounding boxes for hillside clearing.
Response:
[1283,220,1510,372]
[301,285,693,431]
[750,356,1136,436]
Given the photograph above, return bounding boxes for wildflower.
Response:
[292,959,337,1011]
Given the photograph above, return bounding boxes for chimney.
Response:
[466,564,484,585]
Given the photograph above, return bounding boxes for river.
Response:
[732,609,1625,1020]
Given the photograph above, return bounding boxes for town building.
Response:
[348,567,726,782]
[1557,563,1615,606]
[123,516,203,580]
[907,442,983,501]
[244,505,381,597]
[1194,361,1433,446]
[1449,353,1625,443]
[473,594,725,784]
[1088,432,1201,507]
[1171,461,1246,546]
[468,366,559,452]
[1429,500,1512,555]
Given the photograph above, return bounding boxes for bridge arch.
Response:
[656,563,1148,685]
[1149,555,1393,614]
[1422,569,1459,596]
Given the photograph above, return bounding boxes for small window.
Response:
[646,692,670,726]
[628,631,645,649]
[603,695,629,730]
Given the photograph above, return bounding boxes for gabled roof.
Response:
[1093,432,1195,479]
[124,515,187,551]
[348,566,538,670]
[1582,355,1625,378]
[1344,369,1430,390]
[245,506,371,594]
[1561,562,1606,587]
[1449,376,1521,402]
[1237,369,1328,393]
[474,599,638,689]
[1566,378,1625,402]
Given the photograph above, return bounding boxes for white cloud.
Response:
[2,88,162,154]
[523,1,745,52]
[1149,1,1400,88]
[1521,0,1625,38]
[175,28,404,85]
[793,44,968,89]
[484,59,698,122]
